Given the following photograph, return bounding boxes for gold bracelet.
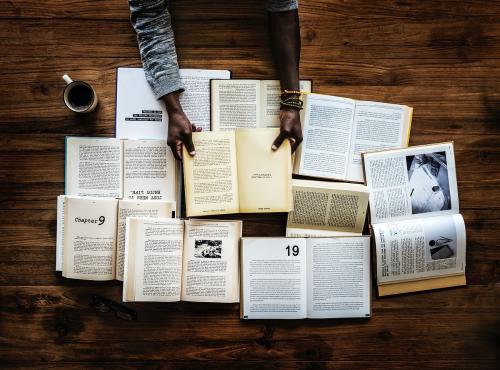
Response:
[282,90,302,95]
[282,90,310,96]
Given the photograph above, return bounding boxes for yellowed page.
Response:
[116,200,176,281]
[235,128,293,213]
[287,179,369,236]
[122,218,138,302]
[183,131,239,216]
[125,217,184,302]
[378,274,466,296]
[62,196,118,281]
[403,107,413,146]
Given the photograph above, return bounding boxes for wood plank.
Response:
[1,0,500,20]
[3,57,500,87]
[2,361,496,370]
[0,287,498,361]
[1,18,499,59]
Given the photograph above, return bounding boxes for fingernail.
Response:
[189,151,196,156]
[271,145,278,151]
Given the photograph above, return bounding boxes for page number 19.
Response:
[286,245,299,256]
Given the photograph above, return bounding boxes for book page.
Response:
[123,139,177,202]
[125,218,184,302]
[346,101,412,182]
[181,219,242,303]
[116,200,175,281]
[123,217,138,301]
[286,179,369,236]
[179,69,231,131]
[286,227,361,238]
[235,128,293,213]
[295,94,356,181]
[211,80,261,130]
[306,237,371,318]
[183,131,239,216]
[259,80,312,128]
[115,67,168,140]
[56,195,65,271]
[364,142,459,224]
[62,196,118,280]
[116,68,230,139]
[373,214,466,284]
[241,238,307,319]
[65,137,123,198]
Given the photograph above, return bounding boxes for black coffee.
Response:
[67,84,93,110]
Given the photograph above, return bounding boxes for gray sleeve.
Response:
[266,0,298,12]
[128,0,184,99]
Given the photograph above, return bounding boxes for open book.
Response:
[182,128,293,216]
[210,79,312,130]
[293,93,413,183]
[116,67,231,138]
[57,196,175,281]
[363,142,466,296]
[65,137,179,205]
[240,237,371,319]
[123,218,242,303]
[286,179,369,237]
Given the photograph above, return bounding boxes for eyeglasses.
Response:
[90,294,137,321]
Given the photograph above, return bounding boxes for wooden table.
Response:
[1,1,499,368]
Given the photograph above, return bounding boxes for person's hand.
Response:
[163,92,201,160]
[272,107,302,153]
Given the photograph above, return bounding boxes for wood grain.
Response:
[0,0,499,368]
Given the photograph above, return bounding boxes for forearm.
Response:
[128,0,183,99]
[268,9,301,92]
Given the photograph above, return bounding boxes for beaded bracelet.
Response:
[280,95,304,110]
[280,99,303,110]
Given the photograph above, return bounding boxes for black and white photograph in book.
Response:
[194,240,222,258]
[423,216,458,261]
[406,151,451,214]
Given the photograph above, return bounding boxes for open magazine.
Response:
[363,142,466,296]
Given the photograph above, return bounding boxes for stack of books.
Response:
[56,68,466,320]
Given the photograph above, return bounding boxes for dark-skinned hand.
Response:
[272,107,303,153]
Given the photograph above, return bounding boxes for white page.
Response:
[241,238,307,319]
[132,218,185,302]
[116,68,230,139]
[181,220,241,303]
[346,101,409,182]
[364,142,459,224]
[373,214,466,284]
[259,80,312,128]
[296,94,356,181]
[123,139,177,202]
[116,200,176,281]
[65,137,123,198]
[306,237,371,319]
[55,195,65,271]
[62,196,118,281]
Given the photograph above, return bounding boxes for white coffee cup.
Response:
[62,74,98,113]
